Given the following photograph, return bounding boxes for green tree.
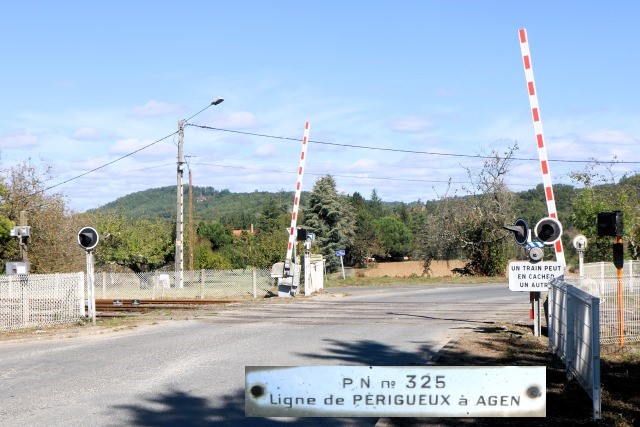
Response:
[303,176,356,273]
[416,145,518,276]
[256,197,288,233]
[414,183,465,275]
[249,230,289,269]
[375,217,413,260]
[194,243,232,269]
[394,203,412,227]
[569,163,640,262]
[368,188,386,219]
[197,221,233,250]
[0,159,84,273]
[347,192,381,267]
[92,212,175,273]
[457,144,519,276]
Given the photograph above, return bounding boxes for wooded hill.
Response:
[94,183,578,230]
[93,186,310,229]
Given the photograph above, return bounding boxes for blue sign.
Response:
[335,250,345,257]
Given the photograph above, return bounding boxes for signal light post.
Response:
[78,227,99,325]
[505,217,564,336]
[598,211,625,346]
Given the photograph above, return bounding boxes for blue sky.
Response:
[2,1,639,212]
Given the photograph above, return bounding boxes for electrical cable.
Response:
[36,131,178,195]
[188,123,640,165]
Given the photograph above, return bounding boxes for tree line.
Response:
[2,148,640,276]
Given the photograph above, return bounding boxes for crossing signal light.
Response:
[78,227,99,251]
[597,211,623,237]
[534,217,562,246]
[296,227,308,242]
[504,218,529,246]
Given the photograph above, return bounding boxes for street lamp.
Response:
[176,99,224,288]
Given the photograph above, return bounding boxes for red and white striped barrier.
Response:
[285,122,311,266]
[518,28,566,265]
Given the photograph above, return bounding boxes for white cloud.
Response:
[213,111,261,129]
[579,130,637,145]
[254,143,278,157]
[349,159,379,172]
[108,138,174,158]
[388,116,435,133]
[71,127,102,141]
[130,100,183,117]
[0,131,38,149]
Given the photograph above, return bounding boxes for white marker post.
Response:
[336,250,346,280]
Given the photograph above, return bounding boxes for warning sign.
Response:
[508,261,564,292]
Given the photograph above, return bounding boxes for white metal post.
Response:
[176,119,185,289]
[253,268,257,299]
[86,251,96,325]
[590,294,602,419]
[578,250,584,277]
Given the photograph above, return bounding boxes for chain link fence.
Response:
[91,269,275,300]
[0,273,85,331]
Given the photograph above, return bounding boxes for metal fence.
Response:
[571,274,640,346]
[583,260,640,278]
[0,273,85,332]
[548,278,601,419]
[578,261,640,346]
[90,269,275,300]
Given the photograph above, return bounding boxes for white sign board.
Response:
[246,366,545,417]
[508,261,564,292]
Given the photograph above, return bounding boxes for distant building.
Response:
[232,224,255,237]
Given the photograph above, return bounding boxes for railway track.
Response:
[94,298,238,314]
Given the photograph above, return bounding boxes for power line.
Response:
[188,123,640,165]
[36,131,178,195]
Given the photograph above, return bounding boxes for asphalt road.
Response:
[0,284,530,426]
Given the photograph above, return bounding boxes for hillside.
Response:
[93,183,579,230]
[93,186,310,228]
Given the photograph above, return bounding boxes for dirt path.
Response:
[384,323,638,426]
